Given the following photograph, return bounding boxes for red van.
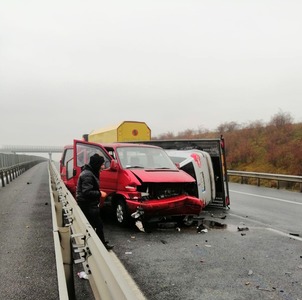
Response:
[60,139,205,225]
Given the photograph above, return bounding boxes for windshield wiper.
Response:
[126,165,144,169]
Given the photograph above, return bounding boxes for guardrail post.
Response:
[257,178,260,186]
[59,226,75,299]
[0,172,5,187]
[5,171,10,184]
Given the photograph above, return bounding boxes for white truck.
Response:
[134,136,230,209]
[165,149,216,207]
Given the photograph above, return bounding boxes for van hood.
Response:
[130,169,195,183]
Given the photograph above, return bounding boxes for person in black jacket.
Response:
[76,153,114,251]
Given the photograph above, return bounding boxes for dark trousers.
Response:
[79,205,106,245]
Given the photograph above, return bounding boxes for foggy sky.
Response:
[1,0,302,147]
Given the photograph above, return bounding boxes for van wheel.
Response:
[115,200,130,226]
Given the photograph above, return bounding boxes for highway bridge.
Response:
[0,145,64,160]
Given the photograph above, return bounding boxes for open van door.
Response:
[62,140,111,197]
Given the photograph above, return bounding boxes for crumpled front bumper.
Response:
[126,195,205,218]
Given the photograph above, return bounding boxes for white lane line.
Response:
[230,190,302,205]
[266,228,302,242]
[228,213,302,242]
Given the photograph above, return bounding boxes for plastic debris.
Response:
[77,271,88,280]
[135,221,145,232]
[197,223,207,233]
[125,251,132,255]
[131,207,144,219]
[248,270,253,276]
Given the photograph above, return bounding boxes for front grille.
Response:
[137,183,192,200]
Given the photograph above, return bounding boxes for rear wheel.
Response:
[115,199,130,226]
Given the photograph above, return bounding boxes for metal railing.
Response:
[0,153,47,187]
[49,161,146,300]
[228,170,302,192]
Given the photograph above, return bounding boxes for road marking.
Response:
[266,228,302,242]
[228,213,302,242]
[230,190,302,205]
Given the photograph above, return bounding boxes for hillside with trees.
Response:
[154,111,302,176]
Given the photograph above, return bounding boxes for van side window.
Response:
[76,143,110,169]
[63,149,73,167]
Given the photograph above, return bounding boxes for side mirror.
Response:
[175,163,180,169]
[110,160,119,171]
[104,160,111,169]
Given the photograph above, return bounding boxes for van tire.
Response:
[115,199,130,226]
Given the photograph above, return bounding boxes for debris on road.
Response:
[135,221,145,232]
[77,271,89,280]
[289,232,300,237]
[237,226,249,231]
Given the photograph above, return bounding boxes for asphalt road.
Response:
[1,163,301,300]
[0,162,59,300]
[103,183,302,300]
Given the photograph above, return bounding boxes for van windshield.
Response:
[116,146,178,170]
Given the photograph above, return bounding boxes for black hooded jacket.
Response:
[76,164,101,207]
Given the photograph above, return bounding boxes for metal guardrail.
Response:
[228,170,302,192]
[0,153,47,187]
[48,161,145,300]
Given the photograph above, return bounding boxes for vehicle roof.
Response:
[64,142,161,149]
